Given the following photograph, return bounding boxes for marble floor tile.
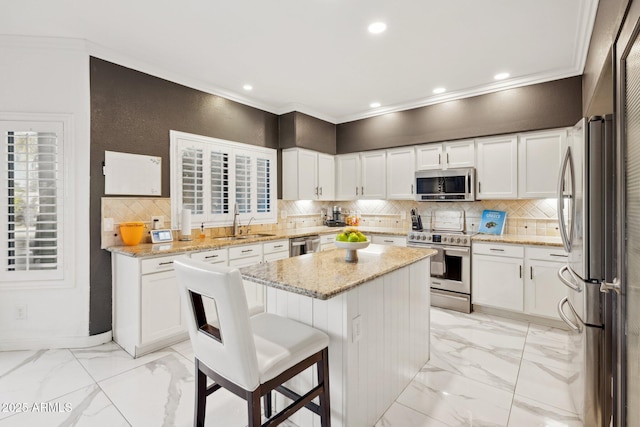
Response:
[0,349,95,420]
[522,325,577,371]
[508,395,583,427]
[99,353,247,427]
[514,359,578,414]
[397,365,513,426]
[0,384,129,427]
[170,339,194,363]
[71,341,176,382]
[375,402,450,427]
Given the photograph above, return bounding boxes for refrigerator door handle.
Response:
[558,264,583,292]
[557,147,575,253]
[557,296,582,332]
[600,277,621,294]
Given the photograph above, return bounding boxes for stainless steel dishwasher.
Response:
[289,235,321,257]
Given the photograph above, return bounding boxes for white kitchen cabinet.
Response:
[335,151,386,200]
[262,239,289,262]
[524,247,568,319]
[190,248,228,265]
[335,153,361,200]
[360,151,386,199]
[386,147,416,200]
[229,243,264,311]
[282,148,334,200]
[112,253,188,357]
[371,235,407,247]
[518,129,567,198]
[320,233,338,251]
[475,135,518,199]
[472,243,524,312]
[416,140,475,170]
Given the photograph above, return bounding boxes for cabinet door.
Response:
[371,235,407,246]
[317,153,335,200]
[444,140,475,169]
[297,149,318,200]
[140,270,185,345]
[415,144,443,170]
[476,135,518,199]
[335,154,361,200]
[472,254,523,311]
[360,151,386,199]
[518,129,566,198]
[386,148,416,200]
[525,259,565,319]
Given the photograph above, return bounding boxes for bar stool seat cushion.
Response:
[251,312,330,384]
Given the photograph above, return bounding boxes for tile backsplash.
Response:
[101,197,559,248]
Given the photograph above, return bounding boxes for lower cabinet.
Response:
[371,234,407,247]
[320,233,338,251]
[472,242,567,320]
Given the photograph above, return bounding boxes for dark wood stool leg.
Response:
[247,389,262,427]
[263,391,272,418]
[195,359,207,427]
[317,348,331,427]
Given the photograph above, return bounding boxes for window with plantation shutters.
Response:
[0,120,64,282]
[170,131,277,228]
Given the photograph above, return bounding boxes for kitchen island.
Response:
[240,244,435,427]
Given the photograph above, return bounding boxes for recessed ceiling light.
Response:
[370,102,381,108]
[368,22,387,34]
[494,72,510,80]
[432,87,446,94]
[243,84,253,91]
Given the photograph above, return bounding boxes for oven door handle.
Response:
[442,246,470,254]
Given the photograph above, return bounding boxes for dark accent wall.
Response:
[279,111,337,154]
[336,77,583,154]
[89,57,279,335]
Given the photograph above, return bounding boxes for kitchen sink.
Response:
[210,233,276,241]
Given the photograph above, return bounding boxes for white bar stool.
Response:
[174,257,331,427]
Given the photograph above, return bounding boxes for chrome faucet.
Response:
[244,217,256,235]
[232,203,239,236]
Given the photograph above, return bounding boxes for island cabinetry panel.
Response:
[112,253,188,358]
[262,259,430,427]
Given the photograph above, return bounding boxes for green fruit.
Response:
[336,233,349,242]
[358,234,367,242]
[348,233,360,242]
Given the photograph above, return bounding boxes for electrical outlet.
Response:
[151,215,165,229]
[16,304,27,321]
[103,217,114,232]
[352,315,362,343]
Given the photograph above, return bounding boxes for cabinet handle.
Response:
[438,153,441,164]
[550,253,568,258]
[384,240,394,243]
[356,186,359,196]
[519,265,522,278]
[478,182,481,193]
[315,187,318,196]
[241,249,253,253]
[319,187,323,196]
[361,186,364,195]
[530,266,533,280]
[411,184,414,194]
[159,261,174,266]
[489,248,505,252]
[204,254,219,259]
[273,245,283,248]
[447,153,450,164]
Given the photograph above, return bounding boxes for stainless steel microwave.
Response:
[415,167,475,201]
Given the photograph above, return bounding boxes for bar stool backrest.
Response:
[174,257,260,391]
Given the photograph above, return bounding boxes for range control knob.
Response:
[410,234,415,240]
[427,235,431,241]
[463,238,468,244]
[456,238,461,243]
[443,237,447,242]
[421,235,426,240]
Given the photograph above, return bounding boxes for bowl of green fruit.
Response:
[335,228,370,262]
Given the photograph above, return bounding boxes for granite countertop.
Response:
[472,233,563,247]
[239,244,436,300]
[106,226,408,257]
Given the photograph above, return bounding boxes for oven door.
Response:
[427,245,471,294]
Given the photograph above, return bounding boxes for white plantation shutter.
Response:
[210,150,229,215]
[0,121,64,281]
[235,153,251,214]
[180,146,204,215]
[256,156,272,213]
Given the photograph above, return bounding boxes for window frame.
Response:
[170,131,277,229]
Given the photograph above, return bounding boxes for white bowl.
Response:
[334,240,370,250]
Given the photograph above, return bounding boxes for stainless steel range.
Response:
[406,210,472,313]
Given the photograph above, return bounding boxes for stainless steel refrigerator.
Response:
[557,115,615,427]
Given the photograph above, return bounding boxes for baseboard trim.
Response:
[0,331,112,351]
[472,305,568,330]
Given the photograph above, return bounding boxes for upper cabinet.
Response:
[475,135,518,199]
[476,128,567,200]
[386,147,416,200]
[416,140,475,170]
[282,148,335,200]
[335,151,386,200]
[517,129,566,198]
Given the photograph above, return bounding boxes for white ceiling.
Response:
[2,0,598,123]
